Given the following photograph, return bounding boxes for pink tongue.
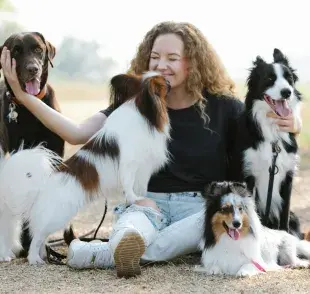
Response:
[274,100,291,117]
[228,228,240,240]
[25,79,40,95]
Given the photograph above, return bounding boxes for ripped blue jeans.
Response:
[110,191,205,262]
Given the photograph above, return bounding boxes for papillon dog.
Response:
[0,71,171,265]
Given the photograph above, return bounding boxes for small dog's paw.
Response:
[194,265,222,275]
[236,264,263,277]
[125,194,145,205]
[291,259,310,269]
[0,255,15,262]
[28,255,46,265]
[0,251,16,262]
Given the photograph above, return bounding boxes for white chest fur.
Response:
[243,100,299,219]
[244,138,298,220]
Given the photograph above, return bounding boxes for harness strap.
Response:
[263,141,281,226]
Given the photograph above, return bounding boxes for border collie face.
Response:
[203,182,255,247]
[246,48,301,118]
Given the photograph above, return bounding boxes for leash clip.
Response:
[8,102,18,123]
[274,142,281,154]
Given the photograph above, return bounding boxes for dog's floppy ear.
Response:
[143,73,171,99]
[228,182,251,198]
[204,181,229,198]
[33,32,56,68]
[45,41,56,61]
[109,73,141,110]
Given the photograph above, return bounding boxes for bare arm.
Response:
[1,47,107,145]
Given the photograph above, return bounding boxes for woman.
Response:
[0,21,300,278]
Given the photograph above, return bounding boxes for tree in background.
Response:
[0,0,14,11]
[53,37,117,82]
[0,0,117,82]
[0,0,24,44]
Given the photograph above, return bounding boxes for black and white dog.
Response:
[234,49,304,238]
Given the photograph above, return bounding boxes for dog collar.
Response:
[251,259,266,272]
[35,85,47,99]
[5,85,47,105]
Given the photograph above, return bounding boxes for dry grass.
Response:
[2,170,310,294]
[1,80,310,293]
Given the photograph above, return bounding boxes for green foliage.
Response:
[0,0,15,11]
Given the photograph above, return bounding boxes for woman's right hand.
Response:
[0,47,25,102]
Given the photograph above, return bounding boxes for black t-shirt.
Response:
[100,91,244,193]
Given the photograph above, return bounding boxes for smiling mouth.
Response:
[263,94,291,117]
[24,77,41,95]
[223,221,240,240]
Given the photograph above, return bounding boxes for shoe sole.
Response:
[114,232,145,278]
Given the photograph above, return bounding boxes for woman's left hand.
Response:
[267,111,302,134]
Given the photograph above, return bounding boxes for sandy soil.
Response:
[1,170,310,294]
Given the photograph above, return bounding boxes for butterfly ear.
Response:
[109,73,141,109]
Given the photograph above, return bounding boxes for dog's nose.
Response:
[26,65,39,75]
[232,221,241,228]
[281,88,291,99]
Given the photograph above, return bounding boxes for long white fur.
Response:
[0,73,171,264]
[196,193,310,277]
[243,64,301,220]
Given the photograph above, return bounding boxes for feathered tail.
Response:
[0,145,62,216]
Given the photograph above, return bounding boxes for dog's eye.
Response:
[239,207,243,212]
[34,47,43,53]
[284,72,293,84]
[13,46,22,55]
[221,207,231,213]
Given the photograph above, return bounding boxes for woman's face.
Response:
[149,33,188,89]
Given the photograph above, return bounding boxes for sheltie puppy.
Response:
[195,181,310,277]
[0,71,171,265]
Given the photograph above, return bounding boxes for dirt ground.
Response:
[1,171,310,294]
[2,100,310,293]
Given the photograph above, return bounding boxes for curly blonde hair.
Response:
[128,21,237,124]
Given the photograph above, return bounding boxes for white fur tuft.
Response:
[142,71,161,81]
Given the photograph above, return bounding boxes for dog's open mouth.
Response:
[25,78,41,96]
[223,221,240,240]
[264,94,291,117]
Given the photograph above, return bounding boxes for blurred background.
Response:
[1,0,310,160]
[1,0,310,253]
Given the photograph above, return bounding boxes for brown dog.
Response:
[0,32,65,257]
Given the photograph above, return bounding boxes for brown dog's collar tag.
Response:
[8,102,18,123]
